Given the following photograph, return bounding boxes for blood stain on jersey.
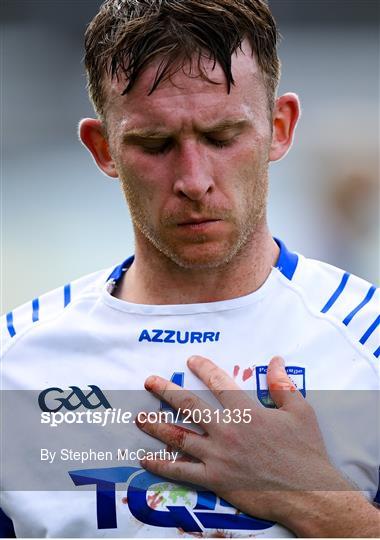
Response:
[242,367,253,381]
[233,365,240,378]
[147,492,164,509]
[147,483,194,510]
[177,530,203,538]
[179,530,253,538]
[121,496,128,504]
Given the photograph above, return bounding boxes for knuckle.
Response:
[294,398,315,420]
[170,464,184,480]
[180,396,197,412]
[224,427,239,446]
[207,369,226,395]
[171,427,187,451]
[161,380,172,400]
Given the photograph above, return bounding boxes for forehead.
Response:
[104,41,268,131]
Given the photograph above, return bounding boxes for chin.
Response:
[142,225,249,270]
[160,242,240,270]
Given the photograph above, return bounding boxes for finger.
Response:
[144,375,216,431]
[187,355,254,410]
[140,457,205,486]
[175,454,200,463]
[267,356,304,408]
[164,442,199,463]
[165,444,197,463]
[136,417,206,460]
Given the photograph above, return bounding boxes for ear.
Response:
[78,118,118,178]
[269,93,300,162]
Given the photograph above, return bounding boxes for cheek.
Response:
[222,139,269,196]
[117,155,169,216]
[227,148,269,225]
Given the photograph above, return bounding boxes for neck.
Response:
[114,224,279,305]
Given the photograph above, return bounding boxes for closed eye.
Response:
[205,136,235,149]
[140,139,174,155]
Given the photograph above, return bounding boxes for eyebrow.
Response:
[202,119,249,133]
[122,119,249,141]
[123,128,170,141]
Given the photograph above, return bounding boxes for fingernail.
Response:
[135,414,146,428]
[187,356,198,367]
[144,376,156,390]
[270,356,285,370]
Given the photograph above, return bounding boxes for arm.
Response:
[284,490,379,537]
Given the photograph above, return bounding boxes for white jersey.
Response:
[1,239,379,538]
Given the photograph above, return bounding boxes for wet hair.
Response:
[84,0,281,119]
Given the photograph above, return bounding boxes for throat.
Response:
[112,235,279,305]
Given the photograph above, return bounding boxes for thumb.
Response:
[267,356,300,408]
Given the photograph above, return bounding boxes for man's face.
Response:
[104,42,273,269]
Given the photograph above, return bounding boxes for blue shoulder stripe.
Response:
[374,346,380,359]
[343,285,377,326]
[64,283,71,307]
[321,272,350,314]
[6,312,16,338]
[6,283,74,340]
[32,297,39,322]
[359,315,380,345]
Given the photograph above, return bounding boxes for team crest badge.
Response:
[255,365,306,408]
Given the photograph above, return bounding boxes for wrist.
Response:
[281,490,379,538]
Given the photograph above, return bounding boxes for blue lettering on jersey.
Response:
[69,466,275,532]
[160,372,184,412]
[139,329,220,344]
[256,365,306,408]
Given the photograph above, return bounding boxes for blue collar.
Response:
[273,237,298,280]
[106,237,298,284]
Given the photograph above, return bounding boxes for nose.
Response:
[173,141,214,201]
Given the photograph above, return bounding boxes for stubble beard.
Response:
[119,168,269,271]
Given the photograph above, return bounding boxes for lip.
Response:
[176,219,223,233]
[177,218,221,226]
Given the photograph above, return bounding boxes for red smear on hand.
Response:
[269,382,296,392]
[242,367,253,381]
[233,365,240,378]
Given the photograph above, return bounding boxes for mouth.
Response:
[176,218,223,233]
[177,217,222,226]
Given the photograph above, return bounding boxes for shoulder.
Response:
[287,250,379,362]
[1,266,115,357]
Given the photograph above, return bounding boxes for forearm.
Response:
[282,490,380,538]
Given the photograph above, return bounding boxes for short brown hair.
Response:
[84,0,281,119]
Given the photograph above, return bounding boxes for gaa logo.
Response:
[38,385,111,412]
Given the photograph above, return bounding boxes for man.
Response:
[1,0,379,537]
